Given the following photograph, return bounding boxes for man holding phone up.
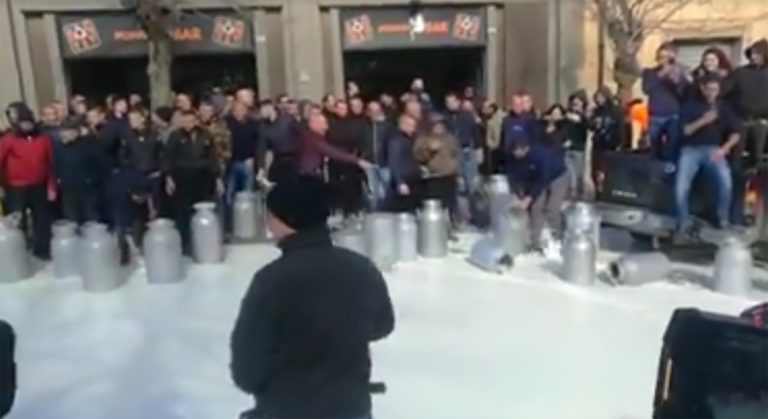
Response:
[642,43,690,163]
[675,75,741,239]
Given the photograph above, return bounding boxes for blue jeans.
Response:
[459,148,480,223]
[649,115,680,163]
[675,146,732,229]
[365,166,391,211]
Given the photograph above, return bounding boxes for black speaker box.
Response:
[653,308,768,419]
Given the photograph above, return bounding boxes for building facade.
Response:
[0,0,766,113]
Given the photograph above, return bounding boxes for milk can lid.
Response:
[193,201,217,211]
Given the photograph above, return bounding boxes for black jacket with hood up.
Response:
[729,39,768,119]
[229,227,394,419]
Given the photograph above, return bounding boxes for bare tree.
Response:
[125,0,177,108]
[594,0,697,102]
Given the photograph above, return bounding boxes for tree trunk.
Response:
[613,52,640,105]
[147,35,173,108]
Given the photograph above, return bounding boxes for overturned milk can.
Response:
[608,252,670,286]
[192,201,224,264]
[418,200,448,258]
[144,218,184,284]
[714,235,753,296]
[80,222,123,292]
[493,204,530,257]
[564,201,601,250]
[364,212,398,271]
[396,212,418,263]
[51,220,80,278]
[0,213,31,283]
[469,236,513,274]
[561,230,596,286]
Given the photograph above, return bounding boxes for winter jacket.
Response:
[100,115,130,169]
[387,130,420,186]
[540,120,569,148]
[504,143,567,199]
[444,110,480,149]
[728,39,768,119]
[41,124,65,179]
[201,118,232,173]
[329,116,367,153]
[0,129,56,192]
[162,127,219,175]
[413,132,461,177]
[297,129,359,176]
[225,115,258,163]
[484,110,505,151]
[360,119,391,167]
[230,227,394,419]
[590,104,623,151]
[641,65,689,116]
[501,112,540,153]
[564,111,589,151]
[57,135,105,190]
[119,129,162,173]
[257,115,296,170]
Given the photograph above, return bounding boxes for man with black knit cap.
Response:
[230,175,394,419]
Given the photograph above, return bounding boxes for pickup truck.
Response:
[594,151,767,261]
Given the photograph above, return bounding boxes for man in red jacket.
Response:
[0,105,56,259]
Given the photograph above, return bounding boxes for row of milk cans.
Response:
[0,191,268,291]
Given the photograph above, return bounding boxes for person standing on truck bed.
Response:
[676,74,741,240]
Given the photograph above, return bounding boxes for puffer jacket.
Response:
[413,132,461,177]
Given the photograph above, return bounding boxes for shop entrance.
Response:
[65,54,256,105]
[343,48,484,106]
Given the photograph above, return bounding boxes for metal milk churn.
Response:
[364,212,398,270]
[80,223,123,292]
[608,252,670,286]
[469,236,513,274]
[561,230,596,286]
[488,175,511,227]
[233,191,258,241]
[564,202,601,250]
[51,220,80,278]
[333,227,366,256]
[713,235,753,296]
[396,212,418,262]
[191,202,224,264]
[144,218,184,284]
[418,200,448,258]
[0,213,31,283]
[494,206,530,257]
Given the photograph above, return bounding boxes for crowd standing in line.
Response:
[0,39,766,261]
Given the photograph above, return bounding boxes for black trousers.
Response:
[422,176,457,215]
[389,179,423,213]
[267,155,297,184]
[170,168,215,254]
[329,162,365,216]
[61,185,99,224]
[4,184,51,259]
[744,119,768,167]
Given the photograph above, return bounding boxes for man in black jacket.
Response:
[256,100,296,185]
[57,119,104,224]
[230,176,394,419]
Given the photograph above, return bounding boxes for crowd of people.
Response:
[1,38,766,261]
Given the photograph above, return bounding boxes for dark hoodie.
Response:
[729,39,768,119]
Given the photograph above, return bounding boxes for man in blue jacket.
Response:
[505,136,568,251]
[642,43,689,163]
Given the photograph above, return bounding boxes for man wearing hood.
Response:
[230,176,394,419]
[0,105,56,259]
[729,38,768,168]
